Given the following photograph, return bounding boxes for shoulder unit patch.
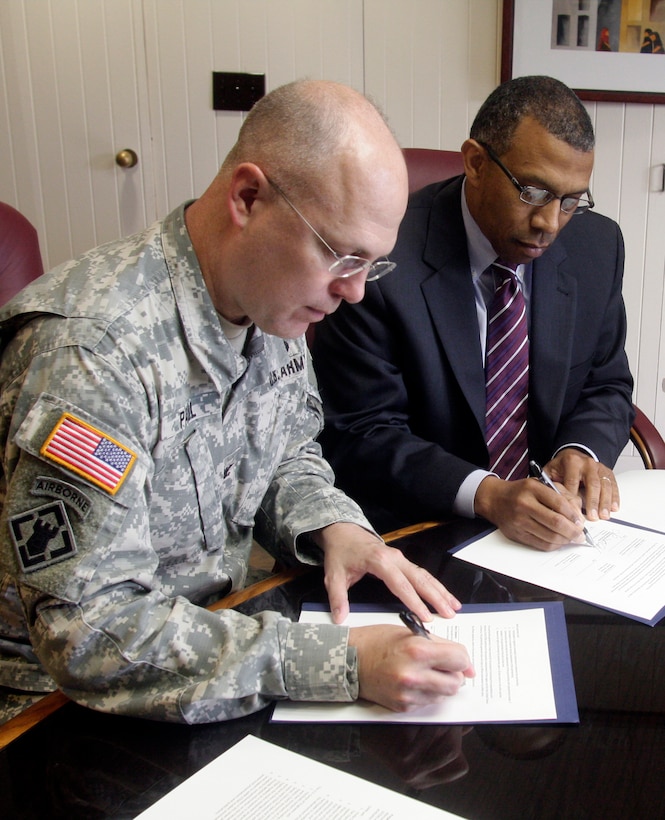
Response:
[9,501,77,573]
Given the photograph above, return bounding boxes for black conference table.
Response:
[2,518,665,819]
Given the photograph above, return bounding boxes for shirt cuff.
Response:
[552,443,599,462]
[280,621,358,702]
[455,469,494,518]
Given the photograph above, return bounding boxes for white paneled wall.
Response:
[141,0,366,219]
[364,0,499,149]
[1,0,665,453]
[583,100,665,462]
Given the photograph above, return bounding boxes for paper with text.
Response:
[452,518,665,625]
[135,734,466,819]
[272,604,577,724]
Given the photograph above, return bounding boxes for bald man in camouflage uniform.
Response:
[0,80,473,724]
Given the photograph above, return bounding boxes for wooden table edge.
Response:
[0,520,445,749]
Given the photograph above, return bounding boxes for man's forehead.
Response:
[322,165,406,241]
[506,130,593,187]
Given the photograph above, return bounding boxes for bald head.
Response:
[187,79,407,337]
[222,79,405,201]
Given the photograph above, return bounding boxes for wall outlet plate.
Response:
[212,72,265,111]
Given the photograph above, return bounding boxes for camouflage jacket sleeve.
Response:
[0,340,359,722]
[0,210,362,722]
[253,346,379,565]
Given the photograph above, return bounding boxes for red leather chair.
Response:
[402,147,465,193]
[0,202,44,306]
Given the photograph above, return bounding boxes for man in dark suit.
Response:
[313,76,634,551]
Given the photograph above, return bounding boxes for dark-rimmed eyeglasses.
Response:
[266,177,396,281]
[478,141,594,215]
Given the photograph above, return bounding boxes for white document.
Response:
[135,734,466,820]
[614,469,665,533]
[272,604,576,724]
[453,516,665,625]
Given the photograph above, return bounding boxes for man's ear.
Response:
[461,139,486,187]
[228,163,267,228]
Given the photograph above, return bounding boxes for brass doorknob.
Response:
[115,149,138,168]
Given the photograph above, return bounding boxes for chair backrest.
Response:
[630,405,665,469]
[402,148,465,193]
[0,202,44,307]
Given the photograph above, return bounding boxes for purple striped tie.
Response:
[485,265,529,479]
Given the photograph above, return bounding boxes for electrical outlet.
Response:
[212,72,265,112]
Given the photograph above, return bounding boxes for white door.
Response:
[0,0,156,271]
[0,0,365,272]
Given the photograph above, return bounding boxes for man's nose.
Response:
[530,200,565,235]
[329,272,367,305]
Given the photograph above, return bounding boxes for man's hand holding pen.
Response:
[474,475,589,551]
[316,524,474,713]
[347,619,475,712]
[529,461,597,547]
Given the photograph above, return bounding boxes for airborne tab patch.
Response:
[41,413,136,495]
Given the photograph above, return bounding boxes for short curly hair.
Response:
[470,75,594,155]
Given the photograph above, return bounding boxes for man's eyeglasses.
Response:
[266,177,396,281]
[478,141,594,215]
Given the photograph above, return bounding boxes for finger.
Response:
[515,507,586,551]
[531,487,588,539]
[428,638,475,675]
[560,470,583,499]
[323,564,351,624]
[599,473,619,517]
[582,472,602,521]
[378,562,458,622]
[413,667,470,700]
[403,565,462,619]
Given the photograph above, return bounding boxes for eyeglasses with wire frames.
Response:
[266,177,396,281]
[478,141,594,215]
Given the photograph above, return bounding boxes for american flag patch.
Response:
[40,414,136,495]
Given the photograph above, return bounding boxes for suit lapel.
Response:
[419,181,487,433]
[529,241,577,426]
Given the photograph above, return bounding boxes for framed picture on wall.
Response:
[501,0,665,103]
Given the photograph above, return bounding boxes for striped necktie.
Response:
[484,264,529,479]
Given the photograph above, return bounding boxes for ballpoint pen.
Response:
[399,609,431,639]
[529,460,597,547]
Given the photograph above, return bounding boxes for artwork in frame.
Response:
[501,0,665,103]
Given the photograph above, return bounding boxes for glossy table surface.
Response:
[2,519,665,820]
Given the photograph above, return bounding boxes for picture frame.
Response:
[501,0,665,104]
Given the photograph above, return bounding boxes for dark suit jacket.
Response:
[313,176,635,533]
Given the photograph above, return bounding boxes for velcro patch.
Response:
[40,413,136,495]
[9,501,77,573]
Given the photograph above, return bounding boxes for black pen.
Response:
[529,460,597,547]
[399,609,431,639]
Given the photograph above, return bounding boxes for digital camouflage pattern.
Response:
[0,203,367,723]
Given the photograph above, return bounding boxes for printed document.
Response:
[135,734,467,819]
[452,517,665,625]
[272,603,577,724]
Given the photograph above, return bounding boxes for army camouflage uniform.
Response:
[0,203,370,723]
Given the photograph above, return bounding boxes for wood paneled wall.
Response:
[1,0,664,459]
